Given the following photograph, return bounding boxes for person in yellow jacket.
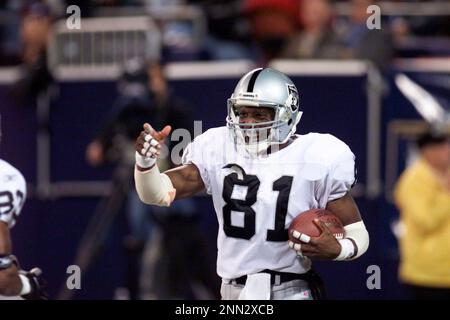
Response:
[394,130,450,299]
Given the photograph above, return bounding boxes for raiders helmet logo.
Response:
[287,84,299,112]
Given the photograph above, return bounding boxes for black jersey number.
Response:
[0,191,14,214]
[222,174,293,241]
[0,190,25,219]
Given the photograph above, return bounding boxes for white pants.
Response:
[220,279,313,300]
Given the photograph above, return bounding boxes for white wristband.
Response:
[19,274,32,295]
[334,238,355,261]
[135,151,156,169]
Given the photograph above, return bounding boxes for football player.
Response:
[134,68,370,300]
[0,122,46,299]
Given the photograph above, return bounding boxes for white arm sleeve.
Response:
[134,164,176,207]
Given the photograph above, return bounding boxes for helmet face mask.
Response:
[226,68,302,156]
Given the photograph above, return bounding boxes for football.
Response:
[289,208,345,242]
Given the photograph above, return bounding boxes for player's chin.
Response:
[244,136,266,145]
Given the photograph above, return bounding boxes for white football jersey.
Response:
[182,126,356,280]
[0,159,27,228]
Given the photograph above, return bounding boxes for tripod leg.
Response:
[57,166,132,300]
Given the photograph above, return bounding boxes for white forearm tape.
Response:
[334,221,369,261]
[135,151,156,169]
[134,164,176,207]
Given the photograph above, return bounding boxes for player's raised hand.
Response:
[135,123,172,170]
[135,123,171,159]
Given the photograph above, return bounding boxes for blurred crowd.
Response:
[0,0,449,71]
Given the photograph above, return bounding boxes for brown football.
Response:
[288,208,345,242]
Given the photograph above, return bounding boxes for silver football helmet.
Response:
[226,68,302,155]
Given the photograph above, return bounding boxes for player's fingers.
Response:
[148,125,168,141]
[141,144,155,156]
[313,219,331,235]
[151,132,162,141]
[145,146,158,158]
[307,237,316,246]
[288,240,301,251]
[288,241,303,255]
[143,139,156,147]
[290,241,306,257]
[302,252,315,258]
[158,125,172,140]
[143,123,154,135]
[291,230,311,243]
[144,125,171,142]
[299,243,315,252]
[150,138,159,147]
[143,136,160,151]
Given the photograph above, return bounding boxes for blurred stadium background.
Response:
[0,0,449,299]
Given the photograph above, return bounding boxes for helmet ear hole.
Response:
[288,119,292,125]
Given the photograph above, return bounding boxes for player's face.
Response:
[237,106,275,125]
[236,106,275,143]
